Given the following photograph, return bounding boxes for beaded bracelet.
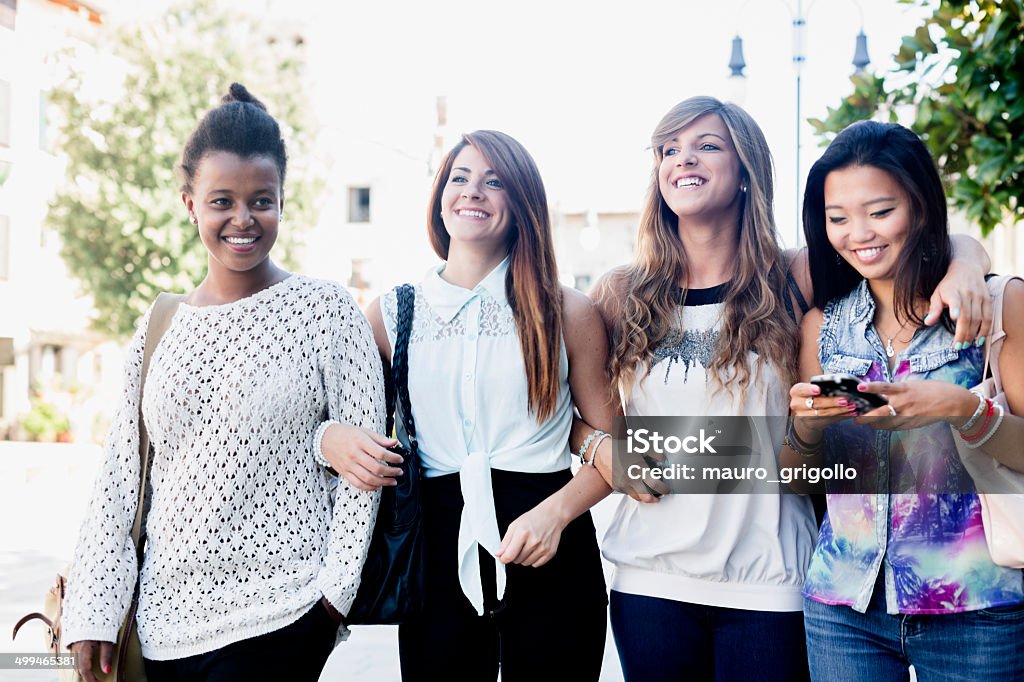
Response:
[956,391,988,434]
[313,419,340,474]
[962,402,1005,449]
[960,399,994,444]
[577,430,608,464]
[586,433,612,466]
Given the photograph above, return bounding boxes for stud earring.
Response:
[190,215,197,225]
[740,185,748,193]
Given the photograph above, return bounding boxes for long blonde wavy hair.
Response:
[608,96,798,400]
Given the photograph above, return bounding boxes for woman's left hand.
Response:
[855,380,976,430]
[495,502,567,568]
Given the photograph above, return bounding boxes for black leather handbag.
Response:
[347,284,425,624]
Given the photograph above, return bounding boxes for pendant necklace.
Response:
[880,318,912,358]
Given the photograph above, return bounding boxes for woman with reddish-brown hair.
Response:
[319,130,612,681]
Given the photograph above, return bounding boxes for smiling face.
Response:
[439,144,512,252]
[657,113,744,225]
[182,151,283,277]
[824,164,912,283]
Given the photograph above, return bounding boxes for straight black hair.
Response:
[803,120,952,330]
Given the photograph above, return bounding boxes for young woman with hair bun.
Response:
[63,83,385,682]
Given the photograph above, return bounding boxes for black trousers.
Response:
[399,468,608,682]
[143,602,336,682]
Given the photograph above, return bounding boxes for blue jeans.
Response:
[610,590,809,682]
[804,585,1024,682]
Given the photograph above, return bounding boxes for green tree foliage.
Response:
[810,0,1023,236]
[47,0,321,337]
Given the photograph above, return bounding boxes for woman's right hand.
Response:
[321,423,404,491]
[789,382,857,441]
[70,640,114,682]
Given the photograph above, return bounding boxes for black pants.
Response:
[399,468,608,682]
[143,602,336,682]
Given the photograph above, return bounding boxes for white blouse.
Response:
[381,257,572,615]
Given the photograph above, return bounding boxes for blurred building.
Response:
[553,208,638,293]
[0,0,122,441]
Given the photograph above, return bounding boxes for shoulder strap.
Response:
[785,269,810,319]
[131,293,185,563]
[389,284,418,454]
[983,275,1018,394]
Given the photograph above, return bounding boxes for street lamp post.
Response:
[728,1,870,245]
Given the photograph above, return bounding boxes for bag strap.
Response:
[131,293,186,563]
[982,275,1019,395]
[388,284,418,455]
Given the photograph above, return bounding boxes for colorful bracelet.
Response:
[960,399,994,444]
[962,402,1005,449]
[956,391,987,433]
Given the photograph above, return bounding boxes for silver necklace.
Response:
[880,319,912,358]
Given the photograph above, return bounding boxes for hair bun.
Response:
[222,82,268,111]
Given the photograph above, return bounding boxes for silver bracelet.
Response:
[577,430,607,463]
[586,433,612,466]
[965,402,1005,449]
[313,420,341,469]
[956,391,988,433]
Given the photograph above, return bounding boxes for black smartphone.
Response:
[810,373,888,414]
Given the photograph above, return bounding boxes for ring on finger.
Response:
[887,404,897,417]
[805,397,815,410]
[814,409,819,417]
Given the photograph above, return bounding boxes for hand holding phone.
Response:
[810,374,888,414]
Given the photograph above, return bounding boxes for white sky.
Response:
[289,0,933,246]
[106,0,934,246]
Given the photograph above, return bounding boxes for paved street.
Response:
[0,443,623,681]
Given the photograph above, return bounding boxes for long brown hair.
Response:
[428,130,563,423]
[611,96,798,399]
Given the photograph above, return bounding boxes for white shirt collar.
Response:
[421,256,510,324]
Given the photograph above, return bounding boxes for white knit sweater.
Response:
[61,275,385,660]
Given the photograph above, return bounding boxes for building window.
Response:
[0,0,15,31]
[348,186,371,223]
[0,215,9,281]
[0,80,10,147]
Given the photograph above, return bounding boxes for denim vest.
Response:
[802,280,1024,614]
